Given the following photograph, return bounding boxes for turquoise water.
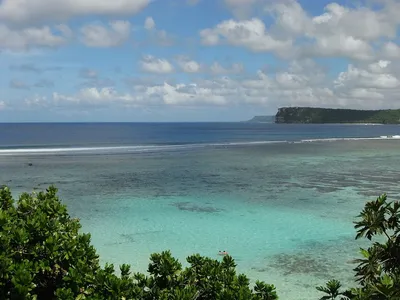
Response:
[1,123,400,299]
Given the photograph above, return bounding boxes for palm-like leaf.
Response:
[354,194,389,240]
[316,279,342,299]
[351,194,400,299]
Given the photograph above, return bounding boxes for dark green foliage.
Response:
[275,107,400,124]
[3,185,399,300]
[0,186,278,299]
[317,194,400,299]
[351,194,400,299]
[316,280,351,300]
[0,185,99,299]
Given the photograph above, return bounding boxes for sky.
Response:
[1,0,400,122]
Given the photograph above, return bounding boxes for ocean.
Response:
[1,122,400,299]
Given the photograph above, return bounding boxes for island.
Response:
[245,115,275,123]
[274,107,400,124]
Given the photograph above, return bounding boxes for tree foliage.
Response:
[317,194,400,299]
[2,185,399,300]
[275,107,400,124]
[0,185,278,300]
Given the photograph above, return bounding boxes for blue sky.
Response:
[1,0,400,122]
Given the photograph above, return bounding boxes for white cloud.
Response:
[7,0,400,114]
[200,18,292,53]
[0,24,69,51]
[368,60,391,74]
[382,0,400,28]
[25,96,49,108]
[306,34,374,61]
[266,0,312,37]
[176,57,201,73]
[144,17,155,30]
[27,83,230,108]
[335,64,400,90]
[142,18,174,46]
[55,24,74,39]
[51,87,137,107]
[174,58,245,75]
[347,88,384,100]
[266,0,399,61]
[25,75,333,109]
[306,3,394,41]
[275,72,308,89]
[199,29,219,46]
[199,0,400,61]
[140,55,174,74]
[332,62,400,106]
[56,24,73,38]
[25,88,133,108]
[0,0,150,25]
[383,42,400,59]
[286,59,326,85]
[0,101,6,110]
[21,60,334,109]
[145,83,228,106]
[269,1,398,41]
[23,57,400,111]
[210,62,244,74]
[80,20,131,47]
[224,0,262,19]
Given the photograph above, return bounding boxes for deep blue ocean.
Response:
[1,123,400,299]
[1,122,399,151]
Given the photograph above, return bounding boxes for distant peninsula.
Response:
[245,115,275,123]
[273,107,400,124]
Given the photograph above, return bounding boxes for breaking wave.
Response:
[0,136,399,155]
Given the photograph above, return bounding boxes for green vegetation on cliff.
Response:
[275,107,400,124]
[1,185,399,299]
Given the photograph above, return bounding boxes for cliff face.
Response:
[275,107,400,124]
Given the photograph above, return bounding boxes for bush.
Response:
[316,194,400,299]
[0,186,278,300]
[3,185,398,300]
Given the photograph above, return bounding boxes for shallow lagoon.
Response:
[2,137,400,299]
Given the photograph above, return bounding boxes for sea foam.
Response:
[0,136,399,155]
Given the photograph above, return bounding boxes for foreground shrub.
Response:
[3,185,398,299]
[0,186,278,299]
[317,194,400,299]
